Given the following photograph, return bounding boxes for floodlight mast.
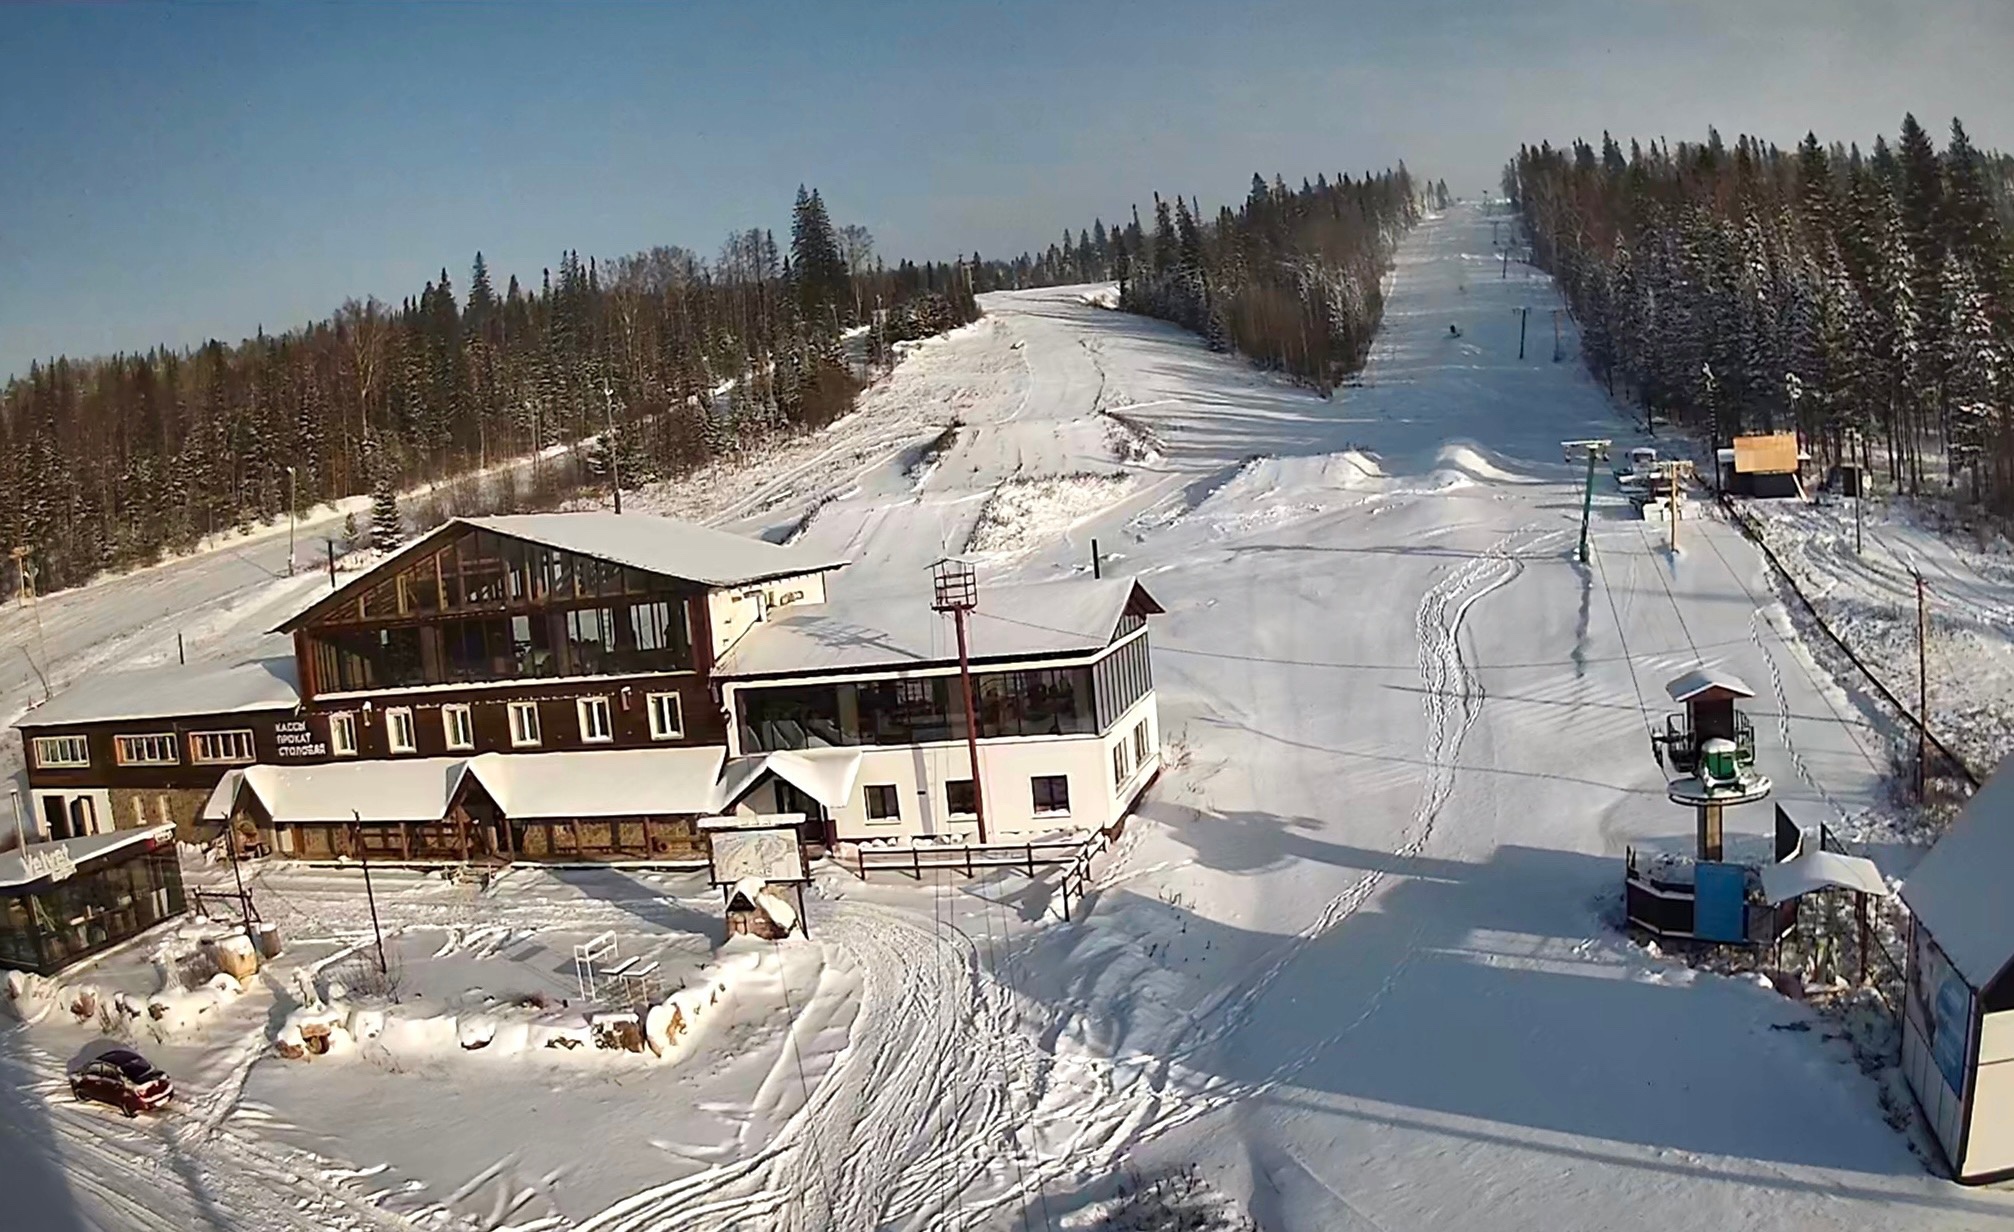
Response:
[931,558,988,845]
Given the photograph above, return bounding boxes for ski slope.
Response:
[4,204,2012,1230]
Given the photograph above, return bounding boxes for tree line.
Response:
[961,169,1438,391]
[0,186,979,595]
[1506,116,2014,505]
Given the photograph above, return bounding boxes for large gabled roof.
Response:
[277,513,849,632]
[1901,763,2014,989]
[714,576,1162,679]
[16,652,300,729]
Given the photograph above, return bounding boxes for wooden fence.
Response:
[837,821,1125,921]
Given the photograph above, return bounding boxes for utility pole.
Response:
[1515,306,1529,360]
[1551,309,1564,363]
[1659,460,1694,555]
[1561,440,1611,563]
[285,465,298,576]
[1501,248,1510,280]
[353,811,389,975]
[225,816,256,943]
[1916,571,1930,799]
[326,538,338,590]
[931,559,988,845]
[602,379,623,515]
[1847,428,1864,555]
[1090,538,1101,580]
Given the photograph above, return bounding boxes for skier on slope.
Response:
[1448,323,1462,338]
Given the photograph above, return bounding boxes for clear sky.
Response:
[4,0,2011,380]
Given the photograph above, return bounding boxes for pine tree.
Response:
[362,432,402,551]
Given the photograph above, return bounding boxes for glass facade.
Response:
[306,530,695,692]
[738,666,1098,751]
[1093,633,1152,731]
[0,848,187,975]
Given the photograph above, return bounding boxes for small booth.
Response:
[1717,432,1807,498]
[0,827,186,975]
[1898,765,2014,1183]
[700,813,811,940]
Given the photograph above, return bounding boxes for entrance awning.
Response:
[1759,847,1890,904]
[204,759,465,825]
[716,748,865,811]
[454,748,727,819]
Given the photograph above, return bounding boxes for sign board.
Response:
[1693,861,1748,943]
[272,719,327,760]
[20,845,76,883]
[708,827,807,886]
[1732,432,1799,475]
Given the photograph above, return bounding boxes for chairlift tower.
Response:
[1561,439,1611,563]
[1652,668,1772,862]
[931,558,989,845]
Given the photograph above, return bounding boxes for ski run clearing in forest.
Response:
[5,204,2014,1232]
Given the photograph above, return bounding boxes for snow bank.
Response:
[966,473,1134,555]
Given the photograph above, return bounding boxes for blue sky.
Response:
[4,0,2010,379]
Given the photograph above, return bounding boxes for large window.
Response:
[115,734,179,766]
[1112,741,1131,786]
[738,666,1097,752]
[1093,632,1153,731]
[305,532,696,693]
[946,779,976,817]
[189,730,255,765]
[1031,775,1071,816]
[31,736,89,769]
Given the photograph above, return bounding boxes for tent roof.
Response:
[715,577,1160,678]
[205,758,467,825]
[455,747,727,819]
[18,652,299,729]
[0,827,173,890]
[1759,848,1890,905]
[1665,667,1754,703]
[1901,765,2014,987]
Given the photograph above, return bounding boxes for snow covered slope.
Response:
[5,205,2011,1231]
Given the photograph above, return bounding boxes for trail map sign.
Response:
[708,827,807,886]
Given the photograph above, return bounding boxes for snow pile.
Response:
[965,473,1133,554]
[141,973,248,1041]
[1077,285,1121,309]
[1434,442,1533,484]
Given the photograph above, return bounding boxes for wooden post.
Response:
[571,817,583,857]
[1091,539,1101,580]
[400,822,411,861]
[1857,891,1869,986]
[643,815,655,858]
[457,810,470,864]
[963,845,973,878]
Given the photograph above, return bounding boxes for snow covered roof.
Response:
[1664,668,1754,703]
[1759,847,1889,905]
[207,759,468,824]
[0,826,174,891]
[715,749,864,810]
[462,514,847,587]
[715,577,1161,678]
[277,513,849,633]
[455,747,727,819]
[17,653,299,729]
[1901,765,2014,988]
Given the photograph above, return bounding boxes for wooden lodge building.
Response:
[13,513,1163,866]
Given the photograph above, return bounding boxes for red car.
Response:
[69,1048,173,1118]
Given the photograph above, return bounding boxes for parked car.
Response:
[69,1048,173,1117]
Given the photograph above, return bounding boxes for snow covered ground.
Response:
[5,203,2014,1230]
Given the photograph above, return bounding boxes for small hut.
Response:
[1717,432,1807,498]
[1898,766,2014,1183]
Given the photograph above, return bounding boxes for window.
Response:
[578,696,613,743]
[442,704,475,751]
[1112,741,1131,785]
[1031,775,1071,816]
[114,733,178,766]
[1132,719,1151,764]
[385,708,417,754]
[31,736,89,768]
[646,692,683,740]
[864,784,901,822]
[189,729,256,765]
[329,712,359,757]
[508,701,541,748]
[946,779,976,818]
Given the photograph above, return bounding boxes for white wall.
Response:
[1967,1010,2014,1179]
[816,692,1159,844]
[706,570,829,661]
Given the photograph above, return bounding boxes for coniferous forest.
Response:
[967,167,1442,391]
[1507,116,2014,507]
[0,187,977,595]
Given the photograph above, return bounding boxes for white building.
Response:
[1899,765,2014,1183]
[713,576,1163,845]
